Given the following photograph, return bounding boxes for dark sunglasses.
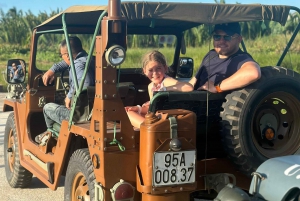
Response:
[213,34,239,41]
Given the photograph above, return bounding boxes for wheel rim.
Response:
[71,172,90,201]
[7,129,15,172]
[252,92,300,158]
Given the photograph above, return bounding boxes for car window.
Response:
[35,33,94,71]
[121,34,176,69]
[35,33,176,71]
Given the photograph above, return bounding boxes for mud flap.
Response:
[47,162,54,184]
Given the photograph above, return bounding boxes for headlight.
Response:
[105,45,126,66]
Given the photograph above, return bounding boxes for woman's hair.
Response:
[142,50,167,70]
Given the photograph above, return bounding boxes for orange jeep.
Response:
[3,1,300,200]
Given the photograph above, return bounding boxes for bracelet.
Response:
[215,81,223,93]
[136,105,142,114]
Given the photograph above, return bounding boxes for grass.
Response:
[0,33,299,91]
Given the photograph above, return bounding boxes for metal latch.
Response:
[38,96,46,107]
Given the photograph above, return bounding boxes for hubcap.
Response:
[72,172,90,201]
[252,92,300,158]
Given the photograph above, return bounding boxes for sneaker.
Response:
[35,131,50,145]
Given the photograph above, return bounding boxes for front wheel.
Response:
[64,148,96,201]
[4,112,32,187]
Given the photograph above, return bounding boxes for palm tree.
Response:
[0,7,29,45]
[284,12,300,34]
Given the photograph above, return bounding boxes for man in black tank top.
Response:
[190,22,261,93]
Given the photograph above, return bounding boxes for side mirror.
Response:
[6,59,26,84]
[177,57,193,78]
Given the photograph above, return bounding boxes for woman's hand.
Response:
[125,105,142,114]
[142,101,150,107]
[125,106,139,112]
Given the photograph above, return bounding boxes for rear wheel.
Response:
[221,66,300,175]
[4,112,32,187]
[64,148,96,201]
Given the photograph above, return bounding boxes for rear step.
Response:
[23,149,54,183]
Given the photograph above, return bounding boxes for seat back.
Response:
[149,91,226,159]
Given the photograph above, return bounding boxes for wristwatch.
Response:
[215,81,223,93]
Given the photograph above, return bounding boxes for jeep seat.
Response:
[149,91,226,159]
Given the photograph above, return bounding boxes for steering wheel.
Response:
[34,74,43,81]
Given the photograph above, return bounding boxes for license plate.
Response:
[153,150,196,186]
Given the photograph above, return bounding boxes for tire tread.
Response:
[4,112,32,188]
[220,66,300,175]
[64,148,96,201]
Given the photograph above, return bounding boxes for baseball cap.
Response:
[213,22,241,35]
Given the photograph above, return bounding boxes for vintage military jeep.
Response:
[3,0,300,200]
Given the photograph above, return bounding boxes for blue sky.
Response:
[1,0,300,15]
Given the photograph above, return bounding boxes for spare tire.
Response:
[221,66,300,176]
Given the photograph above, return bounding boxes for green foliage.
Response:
[0,6,299,50]
[0,7,60,49]
[284,12,300,34]
[0,34,299,91]
[240,21,271,39]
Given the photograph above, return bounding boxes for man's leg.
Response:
[43,102,70,129]
[35,103,70,144]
